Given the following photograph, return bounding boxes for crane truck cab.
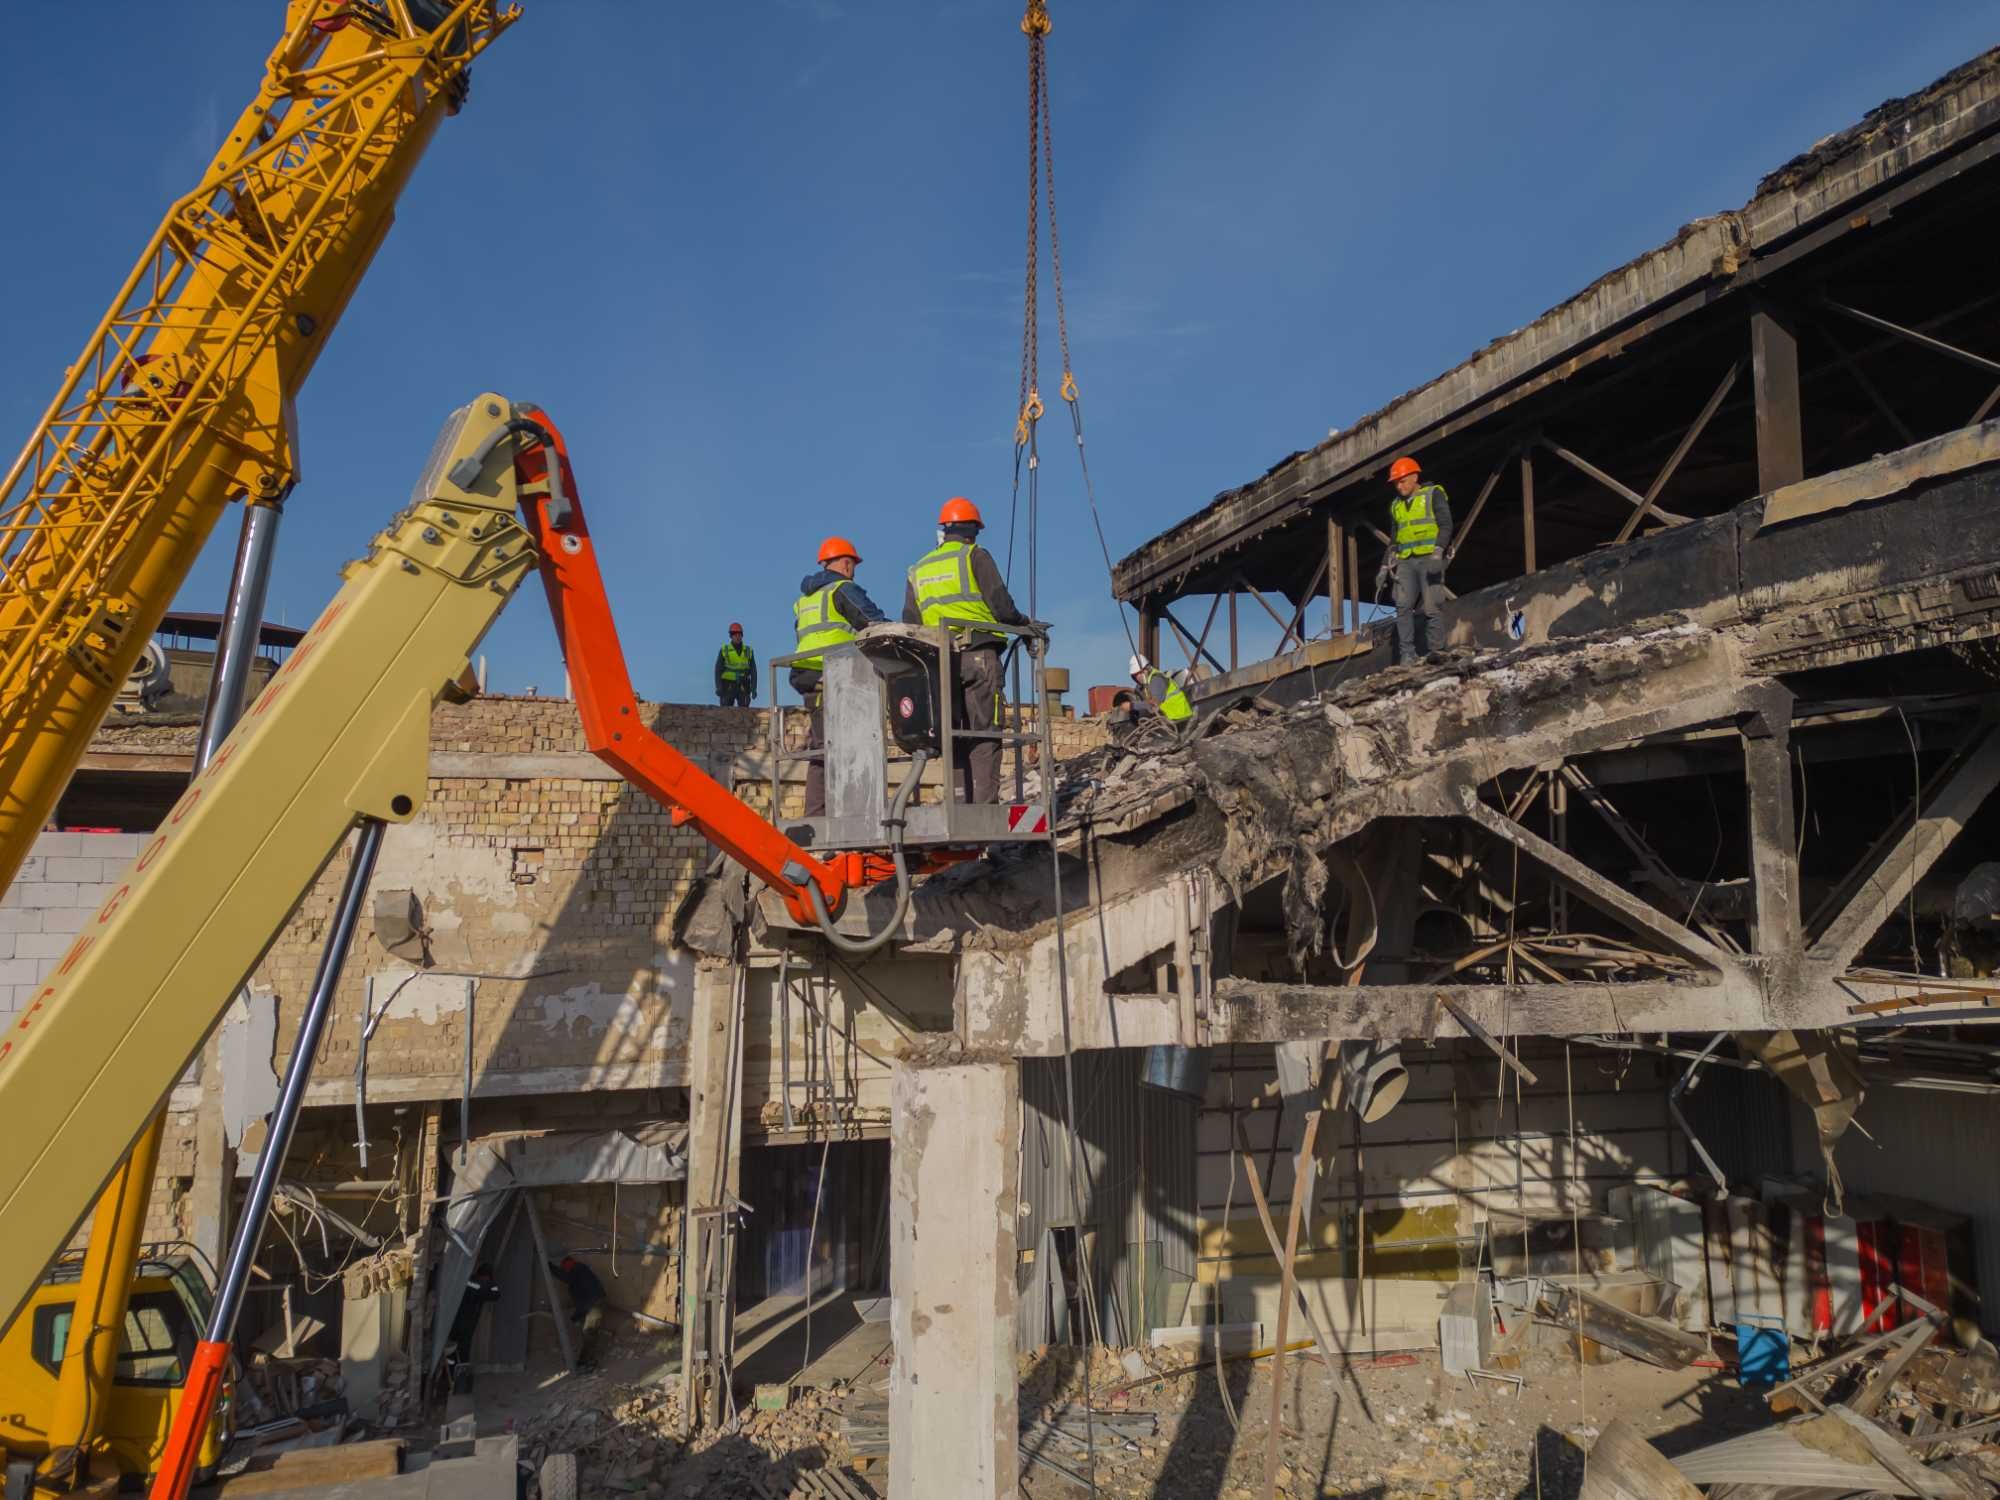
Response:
[0,1248,230,1489]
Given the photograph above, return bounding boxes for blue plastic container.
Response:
[1736,1315,1790,1388]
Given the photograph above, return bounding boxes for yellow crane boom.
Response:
[0,399,535,1492]
[0,0,518,895]
[0,5,519,1484]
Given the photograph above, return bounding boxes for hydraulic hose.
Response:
[806,749,930,957]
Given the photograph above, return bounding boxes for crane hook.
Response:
[1021,0,1051,38]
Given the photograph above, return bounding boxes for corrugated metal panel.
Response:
[1796,1084,2000,1335]
[1018,1049,1198,1347]
[1675,1060,1796,1187]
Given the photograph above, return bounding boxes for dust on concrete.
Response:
[1011,1343,1772,1500]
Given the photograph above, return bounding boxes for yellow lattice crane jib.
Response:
[0,0,518,902]
[0,3,519,1484]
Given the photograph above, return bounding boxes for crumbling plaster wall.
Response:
[2,830,202,1245]
[41,691,1100,1274]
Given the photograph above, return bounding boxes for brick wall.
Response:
[0,831,146,1016]
[43,692,1103,1263]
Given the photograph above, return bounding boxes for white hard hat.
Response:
[1129,654,1150,676]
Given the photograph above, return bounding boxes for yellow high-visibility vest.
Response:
[1147,669,1193,722]
[907,540,1000,634]
[1390,484,1445,557]
[792,585,855,669]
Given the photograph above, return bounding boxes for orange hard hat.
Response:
[817,536,860,565]
[938,496,983,527]
[1388,456,1421,483]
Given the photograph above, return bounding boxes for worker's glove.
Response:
[1374,556,1395,591]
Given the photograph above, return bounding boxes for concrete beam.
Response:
[890,1060,1020,1500]
[959,869,1224,1057]
[1810,721,2000,971]
[1213,972,1845,1043]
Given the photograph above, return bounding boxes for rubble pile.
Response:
[517,1375,867,1499]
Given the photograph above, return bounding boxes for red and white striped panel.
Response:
[1005,804,1048,834]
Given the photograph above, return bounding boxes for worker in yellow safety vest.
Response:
[1126,654,1193,724]
[901,497,1036,804]
[714,622,756,708]
[1379,455,1454,663]
[793,537,888,817]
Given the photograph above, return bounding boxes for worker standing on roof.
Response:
[714,623,755,708]
[904,498,1034,805]
[1381,456,1453,663]
[794,537,889,818]
[1126,655,1193,724]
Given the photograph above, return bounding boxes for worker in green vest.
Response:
[1126,654,1193,724]
[1381,455,1454,663]
[902,497,1033,804]
[713,623,755,708]
[793,536,888,817]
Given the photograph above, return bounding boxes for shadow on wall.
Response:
[232,699,775,1346]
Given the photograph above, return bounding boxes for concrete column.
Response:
[1741,694,1800,960]
[890,1059,1020,1500]
[683,961,745,1427]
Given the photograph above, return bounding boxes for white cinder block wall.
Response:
[0,830,148,1014]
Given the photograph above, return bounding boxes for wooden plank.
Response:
[1752,306,1805,492]
[1442,456,1508,567]
[1520,452,1536,574]
[1615,361,1741,544]
[1553,1286,1706,1370]
[1463,793,1733,971]
[1824,298,2000,378]
[1542,440,1693,526]
[1436,995,1539,1086]
[218,1439,403,1496]
[521,1191,577,1372]
[1326,518,1342,637]
[1810,722,2000,969]
[74,750,196,775]
[1266,1110,1320,1499]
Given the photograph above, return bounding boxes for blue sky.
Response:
[1,3,1993,701]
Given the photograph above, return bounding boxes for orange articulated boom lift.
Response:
[46,397,1029,1499]
[506,409,912,928]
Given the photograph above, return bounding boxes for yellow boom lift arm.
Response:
[0,398,536,1490]
[0,4,518,1481]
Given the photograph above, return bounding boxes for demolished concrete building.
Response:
[20,43,2000,1500]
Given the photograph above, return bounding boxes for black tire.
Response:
[539,1451,578,1500]
[5,1460,33,1500]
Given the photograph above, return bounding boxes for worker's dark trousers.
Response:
[1392,555,1445,662]
[789,668,826,818]
[716,681,752,708]
[953,645,1005,804]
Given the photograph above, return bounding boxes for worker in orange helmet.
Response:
[903,497,1038,803]
[1379,455,1454,663]
[793,536,888,818]
[714,621,756,709]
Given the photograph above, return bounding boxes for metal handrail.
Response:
[766,622,1053,821]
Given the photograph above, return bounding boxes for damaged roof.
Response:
[1112,45,2000,603]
